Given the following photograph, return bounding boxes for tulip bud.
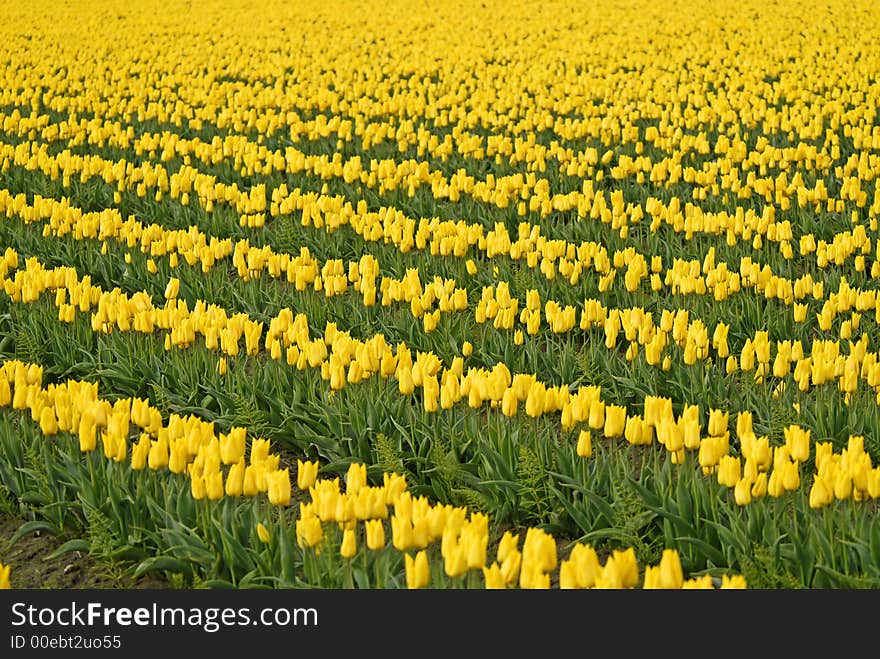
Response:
[657,549,684,588]
[576,430,592,458]
[721,575,747,589]
[734,478,752,506]
[603,405,626,438]
[365,519,385,550]
[131,433,151,471]
[297,459,319,490]
[39,406,58,435]
[340,527,357,559]
[267,468,291,506]
[346,462,368,495]
[391,515,413,551]
[406,550,430,589]
[190,473,206,500]
[296,514,324,549]
[482,563,507,589]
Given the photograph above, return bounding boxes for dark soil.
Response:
[0,514,170,589]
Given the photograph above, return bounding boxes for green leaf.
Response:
[197,578,236,589]
[45,539,91,561]
[133,556,192,578]
[673,535,726,566]
[11,520,57,545]
[19,492,51,506]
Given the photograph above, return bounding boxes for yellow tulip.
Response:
[603,405,627,438]
[148,434,169,470]
[219,426,246,465]
[364,519,385,550]
[78,413,98,453]
[297,459,319,490]
[340,527,357,559]
[224,459,245,497]
[164,277,180,299]
[190,473,206,500]
[717,455,741,487]
[654,549,684,589]
[267,468,291,506]
[734,478,752,506]
[576,429,592,458]
[406,550,430,589]
[346,462,368,494]
[130,433,151,471]
[0,562,9,589]
[720,575,747,589]
[809,476,833,509]
[560,543,600,589]
[391,514,414,551]
[38,406,58,435]
[296,514,324,549]
[482,563,507,589]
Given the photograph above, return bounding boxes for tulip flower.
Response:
[560,543,600,589]
[391,514,414,551]
[717,455,742,488]
[587,398,605,429]
[190,473,206,500]
[603,405,626,438]
[148,434,169,470]
[364,519,385,550]
[297,459,319,490]
[496,531,519,564]
[164,277,180,300]
[655,549,684,589]
[78,412,97,453]
[406,550,430,589]
[256,522,271,544]
[340,527,357,559]
[242,465,260,497]
[833,470,853,500]
[784,425,811,463]
[39,406,58,435]
[249,438,271,465]
[0,562,9,589]
[576,429,592,458]
[346,462,368,494]
[867,468,880,499]
[296,514,324,549]
[131,433,151,471]
[482,563,507,589]
[267,468,291,506]
[734,478,752,506]
[682,575,715,589]
[720,575,747,589]
[499,549,522,586]
[219,426,246,465]
[809,476,833,509]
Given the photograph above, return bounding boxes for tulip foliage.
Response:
[1,0,880,589]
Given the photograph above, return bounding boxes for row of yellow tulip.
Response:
[5,123,877,280]
[3,1,875,173]
[3,47,879,230]
[6,228,880,410]
[0,356,748,587]
[3,252,878,508]
[4,145,876,366]
[0,187,856,386]
[3,180,877,381]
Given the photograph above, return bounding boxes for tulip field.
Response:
[2,0,880,590]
